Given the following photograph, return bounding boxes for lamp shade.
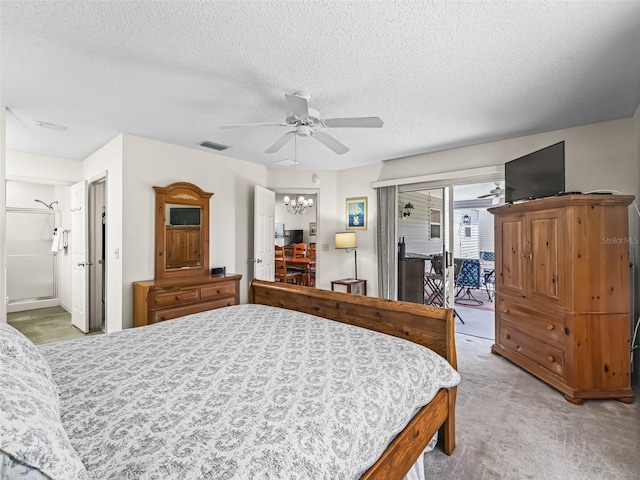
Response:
[335,232,357,249]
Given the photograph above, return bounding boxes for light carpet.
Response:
[424,334,640,479]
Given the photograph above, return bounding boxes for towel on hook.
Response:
[51,229,61,252]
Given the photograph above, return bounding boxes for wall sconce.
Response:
[335,232,358,279]
[462,214,471,226]
[402,202,414,218]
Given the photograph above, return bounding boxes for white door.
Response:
[71,180,89,333]
[253,185,275,281]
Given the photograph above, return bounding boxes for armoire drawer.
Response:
[499,323,565,379]
[201,282,236,301]
[150,288,200,308]
[497,296,565,346]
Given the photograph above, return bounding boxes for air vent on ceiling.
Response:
[200,141,228,151]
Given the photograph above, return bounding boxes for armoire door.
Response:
[526,210,566,307]
[495,214,526,298]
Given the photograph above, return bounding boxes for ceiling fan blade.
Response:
[285,94,309,119]
[220,122,288,129]
[265,131,296,153]
[311,131,350,154]
[322,117,384,128]
[477,193,494,198]
[492,196,501,205]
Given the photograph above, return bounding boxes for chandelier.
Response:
[284,195,313,215]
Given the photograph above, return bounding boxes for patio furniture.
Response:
[455,258,484,305]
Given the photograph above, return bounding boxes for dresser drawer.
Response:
[149,298,236,324]
[150,288,200,308]
[497,296,565,346]
[200,282,236,301]
[499,323,565,378]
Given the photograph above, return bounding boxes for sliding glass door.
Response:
[397,184,455,308]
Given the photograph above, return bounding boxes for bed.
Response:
[0,280,460,480]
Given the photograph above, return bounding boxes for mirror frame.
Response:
[154,182,213,280]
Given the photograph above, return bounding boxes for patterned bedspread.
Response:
[39,304,460,480]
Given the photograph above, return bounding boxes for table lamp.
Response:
[335,232,358,279]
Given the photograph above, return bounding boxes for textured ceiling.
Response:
[2,1,640,171]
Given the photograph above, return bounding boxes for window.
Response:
[429,208,441,239]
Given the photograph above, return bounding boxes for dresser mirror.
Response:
[154,182,213,279]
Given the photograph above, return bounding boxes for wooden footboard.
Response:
[249,280,458,478]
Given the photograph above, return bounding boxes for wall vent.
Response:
[200,141,228,151]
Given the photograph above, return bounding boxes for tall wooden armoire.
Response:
[489,194,635,404]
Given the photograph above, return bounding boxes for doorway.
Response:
[88,178,107,331]
[396,180,503,341]
[5,180,63,313]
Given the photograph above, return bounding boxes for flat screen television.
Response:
[505,141,565,203]
[169,207,201,226]
[290,229,304,244]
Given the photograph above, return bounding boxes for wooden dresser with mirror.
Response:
[133,182,241,327]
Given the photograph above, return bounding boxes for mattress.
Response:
[38,304,460,479]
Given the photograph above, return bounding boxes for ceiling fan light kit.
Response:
[221,91,383,155]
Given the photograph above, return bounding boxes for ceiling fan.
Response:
[220,90,383,155]
[478,182,505,204]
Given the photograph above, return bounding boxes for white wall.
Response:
[335,163,383,292]
[0,106,6,323]
[379,118,636,195]
[633,103,640,385]
[122,134,267,328]
[6,150,83,185]
[83,135,124,333]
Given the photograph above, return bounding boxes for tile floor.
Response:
[7,306,102,345]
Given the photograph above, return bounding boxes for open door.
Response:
[398,185,455,308]
[71,180,89,333]
[253,185,275,281]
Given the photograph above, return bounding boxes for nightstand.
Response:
[330,278,367,296]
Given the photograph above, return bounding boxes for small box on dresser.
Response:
[489,194,634,405]
[133,274,241,327]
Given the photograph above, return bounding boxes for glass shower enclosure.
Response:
[6,208,59,307]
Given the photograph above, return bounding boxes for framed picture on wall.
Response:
[345,197,367,230]
[275,223,284,238]
[309,222,317,236]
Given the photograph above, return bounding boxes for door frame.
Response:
[272,187,319,281]
[88,176,107,331]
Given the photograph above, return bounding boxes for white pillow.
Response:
[0,323,88,480]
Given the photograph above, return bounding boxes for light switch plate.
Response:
[321,243,329,251]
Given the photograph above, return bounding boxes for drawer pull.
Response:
[547,355,555,363]
[175,295,182,300]
[217,289,222,294]
[505,333,510,340]
[502,308,510,314]
[547,324,554,330]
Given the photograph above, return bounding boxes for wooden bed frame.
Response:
[249,280,458,480]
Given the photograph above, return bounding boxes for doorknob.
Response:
[77,262,94,267]
[250,259,263,263]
